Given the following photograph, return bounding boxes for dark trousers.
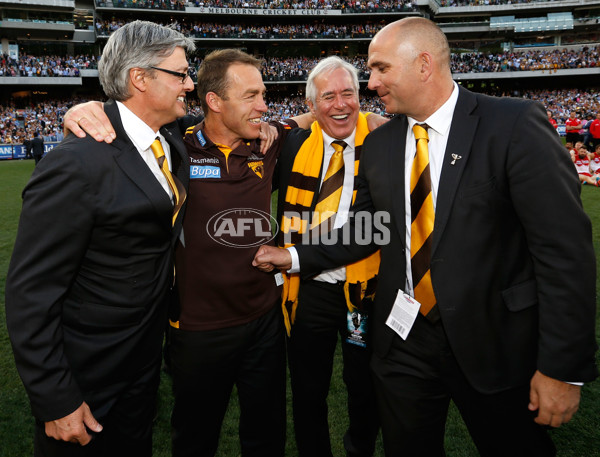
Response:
[33,364,160,457]
[371,314,556,457]
[566,132,581,145]
[169,304,286,457]
[288,280,380,457]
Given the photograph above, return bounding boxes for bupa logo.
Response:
[191,165,221,179]
[206,208,279,248]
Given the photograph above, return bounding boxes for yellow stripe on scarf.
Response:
[280,113,379,336]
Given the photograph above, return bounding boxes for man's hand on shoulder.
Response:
[44,401,102,446]
[252,245,292,272]
[528,370,581,428]
[64,101,116,143]
[258,122,278,155]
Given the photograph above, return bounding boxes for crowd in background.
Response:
[1,89,597,144]
[0,100,84,144]
[522,89,600,125]
[2,45,598,80]
[0,55,98,77]
[95,19,381,39]
[440,0,566,5]
[451,46,600,72]
[96,0,576,10]
[96,0,416,11]
[97,0,187,9]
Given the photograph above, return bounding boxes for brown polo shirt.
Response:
[174,120,296,331]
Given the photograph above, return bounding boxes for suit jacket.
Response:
[5,100,189,422]
[31,136,44,157]
[296,87,598,393]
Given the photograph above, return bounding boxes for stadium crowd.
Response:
[1,88,598,145]
[0,55,98,77]
[440,0,572,6]
[95,19,381,38]
[0,100,81,144]
[96,0,416,11]
[97,0,573,11]
[451,46,600,72]
[97,0,187,10]
[1,45,598,80]
[523,88,600,121]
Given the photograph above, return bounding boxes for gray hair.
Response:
[98,20,195,101]
[305,56,359,104]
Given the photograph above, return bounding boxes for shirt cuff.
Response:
[287,247,300,273]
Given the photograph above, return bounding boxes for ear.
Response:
[205,91,221,113]
[418,51,434,81]
[306,99,317,117]
[130,68,148,93]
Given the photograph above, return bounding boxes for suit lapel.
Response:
[389,117,408,242]
[161,123,189,190]
[432,87,479,256]
[161,122,188,240]
[104,100,173,232]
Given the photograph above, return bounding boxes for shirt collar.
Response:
[116,100,162,151]
[407,82,459,137]
[322,128,356,151]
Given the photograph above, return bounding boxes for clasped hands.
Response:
[252,245,292,272]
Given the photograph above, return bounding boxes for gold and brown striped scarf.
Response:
[280,113,380,335]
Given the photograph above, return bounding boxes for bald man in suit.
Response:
[254,17,597,457]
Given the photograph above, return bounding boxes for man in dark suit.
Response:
[31,131,44,164]
[5,21,195,457]
[254,17,598,456]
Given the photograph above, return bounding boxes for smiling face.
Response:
[217,63,268,142]
[308,67,360,140]
[144,46,194,130]
[367,28,421,117]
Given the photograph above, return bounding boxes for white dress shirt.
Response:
[116,101,174,199]
[288,129,357,282]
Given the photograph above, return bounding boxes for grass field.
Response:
[0,159,599,457]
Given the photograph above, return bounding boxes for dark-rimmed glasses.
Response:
[149,66,190,83]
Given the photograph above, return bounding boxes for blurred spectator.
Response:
[571,141,600,186]
[565,110,583,144]
[589,113,600,151]
[31,131,44,164]
[590,144,600,177]
[547,110,558,131]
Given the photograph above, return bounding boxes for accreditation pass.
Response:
[385,291,420,340]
